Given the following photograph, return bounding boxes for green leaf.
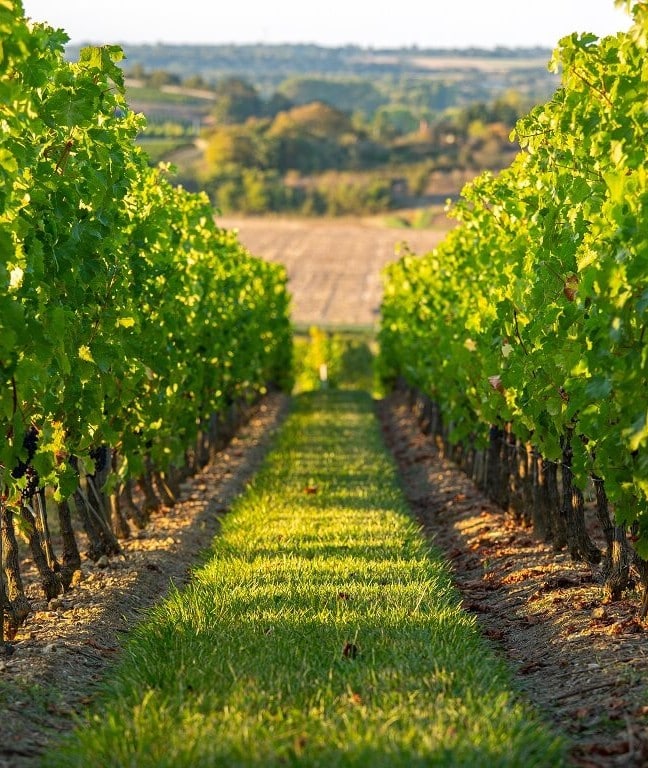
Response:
[0,147,18,174]
[79,45,125,89]
[54,465,79,501]
[44,88,97,127]
[79,46,104,70]
[585,376,612,399]
[570,176,591,204]
[603,171,626,202]
[626,412,648,452]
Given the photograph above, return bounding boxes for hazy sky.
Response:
[21,0,632,49]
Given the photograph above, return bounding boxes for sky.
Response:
[21,0,633,49]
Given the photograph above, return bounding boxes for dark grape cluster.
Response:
[21,466,40,501]
[11,426,39,481]
[90,445,109,473]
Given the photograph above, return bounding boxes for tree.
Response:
[277,76,385,115]
[268,101,353,139]
[205,127,258,168]
[127,62,147,81]
[371,106,419,141]
[212,78,262,124]
[265,92,293,119]
[147,69,180,89]
[182,74,209,90]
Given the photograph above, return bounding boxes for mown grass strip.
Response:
[44,391,564,767]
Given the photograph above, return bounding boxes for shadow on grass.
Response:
[43,390,564,767]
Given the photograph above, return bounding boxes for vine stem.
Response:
[513,309,529,356]
[572,67,614,108]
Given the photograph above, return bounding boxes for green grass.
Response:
[126,85,214,105]
[136,138,194,164]
[293,328,380,395]
[43,391,564,767]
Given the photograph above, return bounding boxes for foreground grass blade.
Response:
[44,391,563,767]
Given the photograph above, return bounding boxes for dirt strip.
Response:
[0,393,289,768]
[377,390,648,768]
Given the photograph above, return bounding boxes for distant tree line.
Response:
[127,62,213,91]
[119,53,552,216]
[70,42,556,97]
[194,76,525,215]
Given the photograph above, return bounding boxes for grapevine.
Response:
[1,1,292,637]
[379,2,648,607]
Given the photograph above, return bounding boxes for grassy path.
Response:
[45,391,563,767]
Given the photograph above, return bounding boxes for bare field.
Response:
[218,216,453,328]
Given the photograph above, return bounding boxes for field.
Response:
[218,215,453,328]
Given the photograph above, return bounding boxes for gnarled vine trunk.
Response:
[1,505,31,635]
[485,425,504,506]
[120,479,147,529]
[139,455,162,517]
[530,451,552,541]
[154,471,176,508]
[34,488,58,573]
[108,452,131,540]
[593,477,630,600]
[20,500,61,600]
[57,500,82,589]
[560,434,601,564]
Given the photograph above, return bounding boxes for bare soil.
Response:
[0,394,289,768]
[377,390,648,768]
[218,215,452,327]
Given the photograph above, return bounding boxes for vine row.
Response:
[379,4,647,610]
[1,2,292,641]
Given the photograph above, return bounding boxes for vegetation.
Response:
[195,86,523,215]
[66,42,558,103]
[0,2,292,640]
[2,6,643,764]
[379,5,648,607]
[101,48,557,216]
[293,328,378,394]
[135,137,193,163]
[44,389,564,767]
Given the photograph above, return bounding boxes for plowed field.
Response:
[218,216,452,327]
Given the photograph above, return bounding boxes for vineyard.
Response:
[2,0,648,765]
[379,3,648,610]
[0,2,291,646]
